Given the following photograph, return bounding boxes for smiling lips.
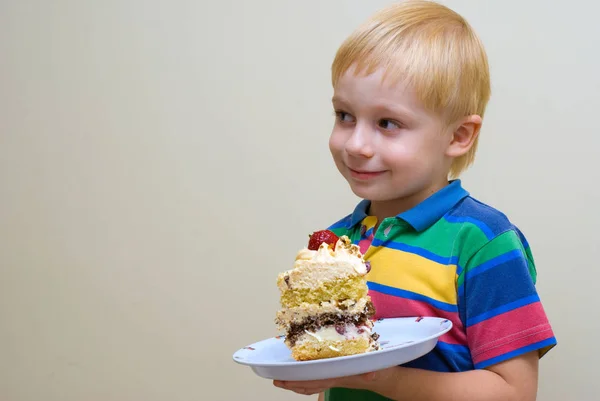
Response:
[348,167,386,180]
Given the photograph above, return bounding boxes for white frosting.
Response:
[296,323,374,344]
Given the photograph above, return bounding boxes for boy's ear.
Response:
[445,115,482,158]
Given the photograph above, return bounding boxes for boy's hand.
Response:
[273,368,394,395]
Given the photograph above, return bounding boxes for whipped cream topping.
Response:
[294,236,366,274]
[277,236,368,291]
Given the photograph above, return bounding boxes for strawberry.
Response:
[307,230,339,251]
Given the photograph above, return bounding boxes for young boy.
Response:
[273,1,556,400]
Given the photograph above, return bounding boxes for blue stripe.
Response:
[464,249,523,281]
[367,281,458,312]
[436,341,471,354]
[371,239,459,267]
[444,215,495,239]
[467,294,540,326]
[475,337,557,369]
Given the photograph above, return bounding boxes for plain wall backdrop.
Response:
[1,0,598,400]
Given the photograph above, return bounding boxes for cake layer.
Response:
[292,338,372,361]
[279,276,368,308]
[290,325,380,360]
[292,338,373,361]
[275,297,373,329]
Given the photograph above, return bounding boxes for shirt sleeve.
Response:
[458,229,557,369]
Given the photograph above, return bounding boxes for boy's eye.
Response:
[335,111,355,123]
[378,119,402,130]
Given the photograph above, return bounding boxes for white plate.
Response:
[232,317,452,381]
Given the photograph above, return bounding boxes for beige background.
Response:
[1,0,598,400]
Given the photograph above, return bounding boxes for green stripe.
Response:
[374,218,488,264]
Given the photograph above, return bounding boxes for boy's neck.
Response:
[368,177,450,226]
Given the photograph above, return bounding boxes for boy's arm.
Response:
[363,350,539,401]
[317,392,324,401]
[274,350,539,401]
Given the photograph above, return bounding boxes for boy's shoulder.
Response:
[447,195,530,244]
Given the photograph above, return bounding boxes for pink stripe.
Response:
[369,290,467,346]
[469,302,552,355]
[472,327,555,366]
[358,239,371,255]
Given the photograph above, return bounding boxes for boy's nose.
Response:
[345,124,374,158]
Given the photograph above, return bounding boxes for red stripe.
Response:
[369,290,467,346]
[469,302,551,355]
[472,327,555,366]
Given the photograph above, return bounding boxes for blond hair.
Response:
[331,0,491,177]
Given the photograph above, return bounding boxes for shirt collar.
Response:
[346,180,469,232]
[348,198,371,227]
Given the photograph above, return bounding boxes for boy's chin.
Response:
[346,183,370,199]
[347,184,388,202]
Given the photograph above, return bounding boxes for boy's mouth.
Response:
[347,167,386,180]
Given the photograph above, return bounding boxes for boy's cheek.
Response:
[328,137,345,161]
[328,132,342,152]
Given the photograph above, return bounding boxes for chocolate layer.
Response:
[286,301,375,346]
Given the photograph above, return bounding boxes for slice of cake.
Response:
[275,230,380,361]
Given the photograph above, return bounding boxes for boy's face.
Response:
[329,67,454,212]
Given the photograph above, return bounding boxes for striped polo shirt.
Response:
[325,180,556,401]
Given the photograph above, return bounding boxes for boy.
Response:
[273,1,556,400]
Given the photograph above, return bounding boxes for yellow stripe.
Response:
[362,216,377,231]
[366,246,458,305]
